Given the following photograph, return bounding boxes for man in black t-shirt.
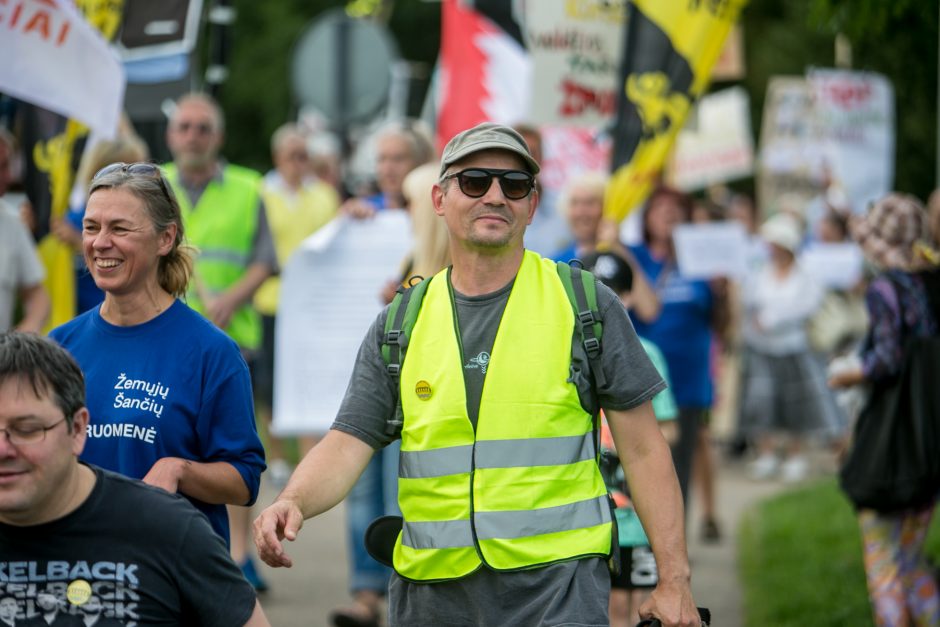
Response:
[0,333,268,627]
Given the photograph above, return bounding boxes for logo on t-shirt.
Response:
[464,351,490,375]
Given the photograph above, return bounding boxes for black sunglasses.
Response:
[92,162,173,204]
[442,168,534,200]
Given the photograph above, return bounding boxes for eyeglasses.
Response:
[92,162,173,205]
[172,121,214,135]
[0,416,68,447]
[442,168,534,200]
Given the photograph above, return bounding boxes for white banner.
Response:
[808,69,894,215]
[524,0,624,127]
[0,0,125,138]
[273,213,413,436]
[667,86,754,191]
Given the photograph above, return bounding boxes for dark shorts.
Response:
[611,545,658,590]
[252,314,276,409]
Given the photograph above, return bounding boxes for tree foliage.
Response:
[219,0,440,173]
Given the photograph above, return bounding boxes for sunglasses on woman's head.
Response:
[92,162,173,203]
[442,168,535,200]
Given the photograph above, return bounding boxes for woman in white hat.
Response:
[740,212,840,482]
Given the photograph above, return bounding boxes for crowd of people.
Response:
[1,91,939,627]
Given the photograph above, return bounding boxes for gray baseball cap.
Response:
[439,122,540,177]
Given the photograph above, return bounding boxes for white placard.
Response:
[799,242,864,289]
[673,222,748,279]
[272,213,413,436]
[668,87,755,191]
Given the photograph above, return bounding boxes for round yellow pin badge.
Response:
[415,380,432,400]
[67,579,92,606]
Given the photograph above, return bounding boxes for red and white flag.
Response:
[0,0,125,138]
[436,0,530,151]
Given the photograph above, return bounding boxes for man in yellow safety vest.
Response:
[253,122,699,627]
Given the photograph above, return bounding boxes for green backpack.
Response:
[379,262,606,436]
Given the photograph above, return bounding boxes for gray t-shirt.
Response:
[0,203,45,332]
[333,272,665,626]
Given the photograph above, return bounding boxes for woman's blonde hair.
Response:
[75,119,150,190]
[402,162,450,281]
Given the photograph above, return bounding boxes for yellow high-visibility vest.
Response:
[164,163,262,350]
[393,251,612,582]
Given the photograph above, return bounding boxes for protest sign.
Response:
[273,213,412,436]
[800,242,864,289]
[525,0,623,127]
[667,86,754,191]
[808,69,894,215]
[673,221,749,279]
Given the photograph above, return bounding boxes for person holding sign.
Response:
[255,123,700,627]
[739,213,838,482]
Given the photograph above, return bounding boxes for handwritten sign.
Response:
[525,0,625,127]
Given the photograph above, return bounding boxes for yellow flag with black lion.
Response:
[605,0,747,222]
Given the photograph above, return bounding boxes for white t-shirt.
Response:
[743,261,823,355]
[0,200,45,331]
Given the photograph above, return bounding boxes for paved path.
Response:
[685,455,790,627]
[252,450,796,627]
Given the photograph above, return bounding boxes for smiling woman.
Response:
[48,163,266,546]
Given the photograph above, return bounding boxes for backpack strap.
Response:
[556,261,606,388]
[381,276,431,436]
[381,264,604,434]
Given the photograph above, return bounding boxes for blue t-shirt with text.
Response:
[629,243,714,408]
[50,300,265,544]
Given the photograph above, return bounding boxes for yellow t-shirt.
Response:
[253,178,339,315]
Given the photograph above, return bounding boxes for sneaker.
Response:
[268,459,291,489]
[701,518,722,544]
[780,456,809,483]
[748,454,779,480]
[239,557,269,593]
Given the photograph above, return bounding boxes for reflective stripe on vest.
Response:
[399,433,595,478]
[164,163,262,350]
[393,251,611,582]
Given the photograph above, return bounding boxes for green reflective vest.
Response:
[164,163,262,350]
[393,251,612,582]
